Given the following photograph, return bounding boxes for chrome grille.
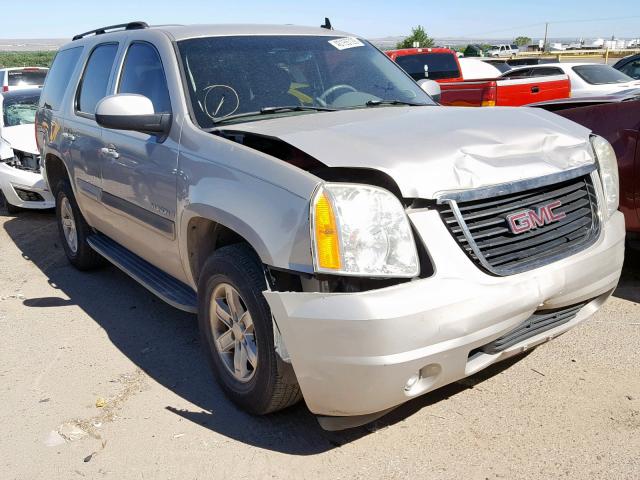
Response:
[437,166,600,276]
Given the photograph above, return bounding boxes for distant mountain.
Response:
[0,39,67,51]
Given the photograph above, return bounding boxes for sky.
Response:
[4,0,640,39]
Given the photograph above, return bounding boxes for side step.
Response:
[87,233,197,313]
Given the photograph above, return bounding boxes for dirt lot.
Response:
[0,209,638,480]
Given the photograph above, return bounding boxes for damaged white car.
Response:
[0,88,54,213]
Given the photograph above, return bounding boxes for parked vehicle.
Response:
[0,67,48,92]
[37,22,624,429]
[503,63,640,97]
[613,53,640,79]
[387,48,571,106]
[486,44,519,58]
[0,88,54,213]
[530,90,640,241]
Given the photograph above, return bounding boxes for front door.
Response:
[99,41,182,278]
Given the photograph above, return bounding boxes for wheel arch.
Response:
[181,205,274,286]
[43,153,72,196]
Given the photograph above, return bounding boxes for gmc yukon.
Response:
[36,22,625,430]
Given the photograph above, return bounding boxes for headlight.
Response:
[311,183,419,277]
[590,135,619,219]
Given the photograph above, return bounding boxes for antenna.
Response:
[321,18,333,30]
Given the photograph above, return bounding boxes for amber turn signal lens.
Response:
[314,192,341,270]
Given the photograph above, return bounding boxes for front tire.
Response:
[0,190,21,214]
[55,180,103,270]
[198,244,301,414]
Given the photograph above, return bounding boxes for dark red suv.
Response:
[532,91,640,243]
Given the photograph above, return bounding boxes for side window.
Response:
[76,43,119,115]
[504,68,532,78]
[620,59,640,79]
[40,47,83,110]
[533,67,564,76]
[118,42,171,113]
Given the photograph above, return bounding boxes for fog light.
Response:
[14,187,44,202]
[404,374,420,391]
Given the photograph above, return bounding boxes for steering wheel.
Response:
[317,84,358,106]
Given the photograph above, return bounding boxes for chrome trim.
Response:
[435,164,597,204]
[438,170,602,276]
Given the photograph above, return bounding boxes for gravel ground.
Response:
[0,209,638,480]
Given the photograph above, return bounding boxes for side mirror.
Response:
[417,79,441,103]
[95,94,171,137]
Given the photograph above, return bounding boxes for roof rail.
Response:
[72,21,149,41]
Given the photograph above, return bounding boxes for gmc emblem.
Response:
[506,200,566,234]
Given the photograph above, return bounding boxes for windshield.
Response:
[395,53,461,80]
[8,69,48,87]
[177,35,433,127]
[2,91,39,126]
[572,65,633,85]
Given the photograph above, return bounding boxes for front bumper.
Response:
[264,210,625,417]
[0,163,55,209]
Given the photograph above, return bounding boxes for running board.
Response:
[87,233,197,313]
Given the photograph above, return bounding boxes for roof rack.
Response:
[72,21,149,41]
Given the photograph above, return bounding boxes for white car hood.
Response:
[219,105,594,199]
[1,124,38,155]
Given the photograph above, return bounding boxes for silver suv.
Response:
[36,22,625,429]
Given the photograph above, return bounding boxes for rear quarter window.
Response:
[40,47,83,110]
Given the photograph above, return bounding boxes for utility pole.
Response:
[543,22,549,52]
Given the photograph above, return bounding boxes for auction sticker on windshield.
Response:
[328,37,365,50]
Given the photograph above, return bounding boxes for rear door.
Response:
[64,42,120,224]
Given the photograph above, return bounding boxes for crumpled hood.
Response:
[219,105,594,199]
[1,124,38,155]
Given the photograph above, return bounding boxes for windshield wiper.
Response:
[260,105,337,113]
[365,99,425,107]
[215,105,337,124]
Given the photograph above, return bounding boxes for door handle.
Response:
[531,86,540,93]
[100,147,120,159]
[61,131,76,142]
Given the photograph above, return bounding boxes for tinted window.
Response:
[76,43,118,114]
[8,69,48,86]
[572,65,633,85]
[530,67,564,76]
[40,47,82,110]
[395,53,461,81]
[2,91,40,126]
[619,59,640,79]
[118,42,171,113]
[503,68,532,78]
[178,36,433,128]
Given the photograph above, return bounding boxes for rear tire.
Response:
[198,244,301,414]
[55,180,103,270]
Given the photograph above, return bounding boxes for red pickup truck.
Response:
[386,48,571,107]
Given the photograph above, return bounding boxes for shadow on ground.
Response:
[613,247,640,303]
[6,210,633,455]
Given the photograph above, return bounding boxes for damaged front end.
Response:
[0,147,54,209]
[2,148,42,173]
